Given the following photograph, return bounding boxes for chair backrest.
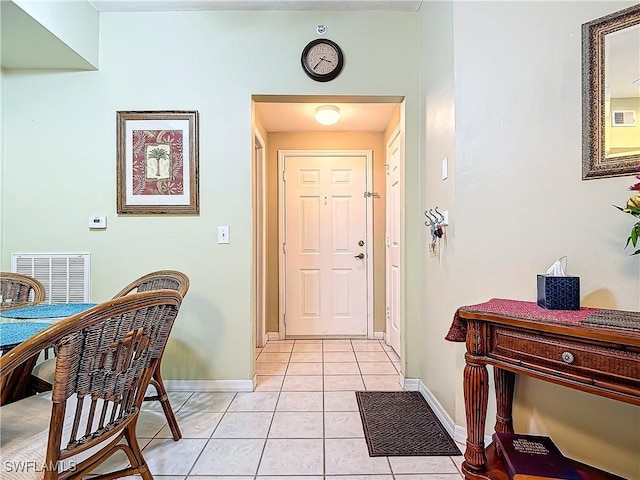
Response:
[0,289,183,478]
[112,270,189,299]
[0,272,46,311]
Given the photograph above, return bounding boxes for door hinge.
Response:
[283,242,286,253]
[364,191,380,198]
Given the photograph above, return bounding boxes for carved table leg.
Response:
[494,367,515,434]
[462,354,489,472]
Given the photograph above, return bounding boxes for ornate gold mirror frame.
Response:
[582,4,640,179]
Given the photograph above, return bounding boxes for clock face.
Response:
[301,39,344,82]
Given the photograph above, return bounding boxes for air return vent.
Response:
[611,110,636,127]
[11,253,91,303]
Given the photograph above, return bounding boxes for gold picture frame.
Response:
[582,5,640,179]
[116,110,199,214]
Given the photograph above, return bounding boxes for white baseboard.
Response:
[403,378,420,391]
[266,331,281,341]
[413,380,458,442]
[407,377,492,447]
[164,379,254,392]
[404,378,467,445]
[265,332,386,341]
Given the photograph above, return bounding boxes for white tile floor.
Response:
[107,339,465,479]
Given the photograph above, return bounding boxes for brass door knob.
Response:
[354,253,364,259]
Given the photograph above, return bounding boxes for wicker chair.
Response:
[0,290,183,480]
[0,272,46,311]
[112,270,190,441]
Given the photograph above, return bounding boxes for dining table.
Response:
[0,303,97,405]
[0,303,97,322]
[0,322,53,353]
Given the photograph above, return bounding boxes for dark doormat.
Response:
[356,391,462,457]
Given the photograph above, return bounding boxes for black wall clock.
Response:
[301,38,344,82]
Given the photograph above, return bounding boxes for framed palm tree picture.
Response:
[116,110,199,214]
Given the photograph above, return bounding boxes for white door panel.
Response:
[386,130,402,356]
[283,153,369,336]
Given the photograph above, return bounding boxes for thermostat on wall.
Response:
[89,215,107,229]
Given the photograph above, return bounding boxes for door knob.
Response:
[354,253,365,259]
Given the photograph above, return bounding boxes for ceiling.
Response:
[255,101,399,132]
[89,0,422,12]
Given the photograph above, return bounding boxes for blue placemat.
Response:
[0,303,97,319]
[0,322,52,348]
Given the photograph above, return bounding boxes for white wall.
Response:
[419,2,639,478]
[1,68,4,256]
[4,3,638,476]
[1,10,419,382]
[418,1,457,417]
[1,0,99,69]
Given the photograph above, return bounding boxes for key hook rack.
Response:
[424,207,445,227]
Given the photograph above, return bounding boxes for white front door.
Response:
[386,128,402,356]
[281,151,371,336]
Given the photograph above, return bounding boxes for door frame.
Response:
[278,149,374,339]
[253,131,267,347]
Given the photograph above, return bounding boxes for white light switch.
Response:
[442,158,448,180]
[218,226,230,244]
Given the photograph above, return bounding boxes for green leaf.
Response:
[147,147,169,160]
[632,224,640,247]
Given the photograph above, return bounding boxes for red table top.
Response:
[445,298,639,342]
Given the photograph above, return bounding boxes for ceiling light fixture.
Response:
[634,79,640,88]
[315,105,340,125]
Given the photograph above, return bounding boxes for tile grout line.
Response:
[322,339,327,478]
[253,344,287,478]
[168,337,463,479]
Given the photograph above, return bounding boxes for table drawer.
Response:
[489,327,640,387]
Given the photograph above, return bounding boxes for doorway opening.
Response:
[251,95,405,352]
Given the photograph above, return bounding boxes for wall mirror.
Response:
[582,4,640,179]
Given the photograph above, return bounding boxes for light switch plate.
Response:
[442,158,448,180]
[218,226,230,244]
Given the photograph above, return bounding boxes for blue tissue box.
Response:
[536,275,580,310]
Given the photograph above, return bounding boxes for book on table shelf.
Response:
[492,432,582,480]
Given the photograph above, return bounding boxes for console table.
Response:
[446,298,639,480]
